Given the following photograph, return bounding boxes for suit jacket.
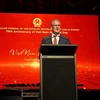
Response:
[41,34,70,44]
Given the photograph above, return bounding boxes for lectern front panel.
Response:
[41,56,77,100]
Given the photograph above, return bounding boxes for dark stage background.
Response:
[0,0,100,100]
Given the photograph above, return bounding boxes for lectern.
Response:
[40,44,78,100]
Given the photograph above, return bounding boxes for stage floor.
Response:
[0,89,100,100]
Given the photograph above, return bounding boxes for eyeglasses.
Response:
[52,24,61,26]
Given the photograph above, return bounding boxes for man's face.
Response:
[51,20,61,35]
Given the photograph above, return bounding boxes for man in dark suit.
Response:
[41,19,70,44]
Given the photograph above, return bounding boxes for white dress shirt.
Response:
[52,33,60,44]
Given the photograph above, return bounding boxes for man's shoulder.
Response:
[42,35,51,40]
[60,35,71,44]
[60,35,69,40]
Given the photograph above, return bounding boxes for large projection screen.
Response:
[0,13,100,90]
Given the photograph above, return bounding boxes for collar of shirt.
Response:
[52,33,60,38]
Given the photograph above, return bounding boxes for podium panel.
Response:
[40,44,78,100]
[41,56,77,100]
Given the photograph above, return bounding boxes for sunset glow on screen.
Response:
[0,13,100,90]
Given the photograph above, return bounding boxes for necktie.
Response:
[54,35,57,44]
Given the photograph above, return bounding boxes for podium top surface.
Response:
[40,44,78,55]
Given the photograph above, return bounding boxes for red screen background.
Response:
[0,13,100,90]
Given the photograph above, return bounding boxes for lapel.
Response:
[49,35,52,44]
[58,35,62,44]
